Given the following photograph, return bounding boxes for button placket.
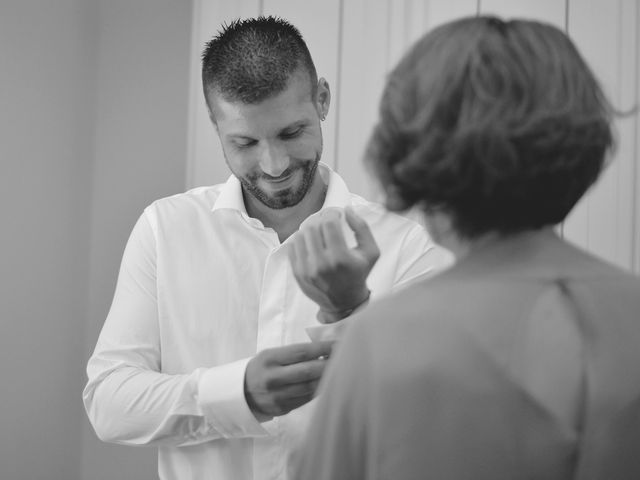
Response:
[253,243,290,479]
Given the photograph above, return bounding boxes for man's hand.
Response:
[244,341,334,418]
[288,206,380,323]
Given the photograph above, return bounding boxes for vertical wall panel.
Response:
[565,0,638,270]
[564,0,614,255]
[388,1,407,74]
[336,0,390,199]
[479,0,566,28]
[261,0,342,170]
[337,0,477,200]
[186,0,261,188]
[611,0,637,271]
[425,0,479,28]
[389,0,479,81]
[635,3,640,273]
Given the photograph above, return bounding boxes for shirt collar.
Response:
[210,162,352,214]
[319,162,352,209]
[211,174,248,214]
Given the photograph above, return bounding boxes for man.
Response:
[83,16,451,480]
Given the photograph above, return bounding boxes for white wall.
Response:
[0,1,193,479]
[0,1,97,479]
[81,2,193,480]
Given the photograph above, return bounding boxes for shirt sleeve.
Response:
[82,212,269,447]
[391,224,455,292]
[291,316,371,480]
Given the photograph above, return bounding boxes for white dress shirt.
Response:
[83,164,452,480]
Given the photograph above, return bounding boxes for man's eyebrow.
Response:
[227,133,255,140]
[280,120,309,132]
[226,120,310,140]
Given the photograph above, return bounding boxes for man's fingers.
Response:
[289,235,324,294]
[279,379,320,399]
[302,224,326,254]
[345,206,380,261]
[276,387,318,413]
[267,341,334,366]
[320,218,348,251]
[268,359,327,387]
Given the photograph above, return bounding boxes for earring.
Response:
[321,114,326,121]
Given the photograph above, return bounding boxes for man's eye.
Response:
[281,128,303,139]
[235,140,256,149]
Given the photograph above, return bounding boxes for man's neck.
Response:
[244,173,328,242]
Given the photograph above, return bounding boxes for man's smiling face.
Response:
[210,68,324,210]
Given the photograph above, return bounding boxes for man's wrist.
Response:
[317,289,371,324]
[243,367,274,423]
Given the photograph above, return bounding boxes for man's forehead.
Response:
[207,69,315,116]
[211,95,315,136]
[220,115,310,139]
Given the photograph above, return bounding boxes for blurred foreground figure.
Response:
[293,15,640,480]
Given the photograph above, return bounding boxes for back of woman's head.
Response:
[367,16,613,238]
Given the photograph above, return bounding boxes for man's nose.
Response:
[259,142,290,177]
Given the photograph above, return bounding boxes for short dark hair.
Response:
[366,16,614,238]
[201,16,318,108]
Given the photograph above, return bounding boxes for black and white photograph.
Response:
[2,1,640,479]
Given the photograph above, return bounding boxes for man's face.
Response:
[209,70,325,210]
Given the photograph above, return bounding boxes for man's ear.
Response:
[316,77,331,120]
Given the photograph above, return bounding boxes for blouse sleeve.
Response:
[291,315,373,480]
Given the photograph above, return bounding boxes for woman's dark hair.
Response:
[366,16,614,238]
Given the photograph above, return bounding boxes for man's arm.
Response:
[288,206,452,325]
[288,206,380,324]
[83,213,270,446]
[84,213,331,446]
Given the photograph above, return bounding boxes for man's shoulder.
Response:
[349,194,424,232]
[144,184,224,219]
[348,194,435,255]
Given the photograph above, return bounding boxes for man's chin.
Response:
[261,190,306,209]
[243,158,320,210]
[240,181,299,209]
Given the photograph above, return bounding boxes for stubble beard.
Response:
[238,154,321,210]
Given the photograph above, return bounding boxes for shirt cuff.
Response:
[306,320,348,342]
[197,357,270,438]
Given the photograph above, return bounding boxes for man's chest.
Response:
[154,229,319,371]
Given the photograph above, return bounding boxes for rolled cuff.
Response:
[197,357,271,438]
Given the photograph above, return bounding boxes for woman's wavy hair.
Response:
[366,16,614,238]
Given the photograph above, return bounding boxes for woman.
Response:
[292,16,640,480]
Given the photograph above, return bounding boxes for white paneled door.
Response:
[188,0,639,273]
